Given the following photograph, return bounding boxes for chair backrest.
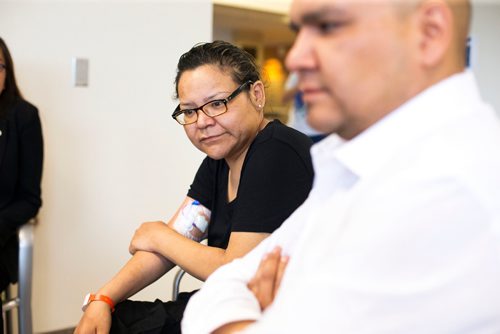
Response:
[2,218,36,334]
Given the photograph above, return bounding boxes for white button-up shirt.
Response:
[182,71,500,334]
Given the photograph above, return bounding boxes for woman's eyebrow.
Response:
[180,91,229,108]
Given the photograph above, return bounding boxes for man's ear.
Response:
[251,81,266,111]
[416,0,453,67]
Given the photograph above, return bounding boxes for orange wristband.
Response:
[82,293,115,312]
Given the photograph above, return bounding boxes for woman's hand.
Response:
[129,221,170,255]
[74,301,112,334]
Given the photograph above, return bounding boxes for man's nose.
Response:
[286,28,314,73]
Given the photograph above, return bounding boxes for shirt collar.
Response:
[312,70,480,180]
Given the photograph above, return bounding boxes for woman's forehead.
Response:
[178,68,236,105]
[180,66,234,90]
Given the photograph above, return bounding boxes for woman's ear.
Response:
[250,80,266,111]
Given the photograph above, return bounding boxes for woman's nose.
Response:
[195,109,216,128]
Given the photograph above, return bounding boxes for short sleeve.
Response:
[187,157,214,209]
[231,139,313,233]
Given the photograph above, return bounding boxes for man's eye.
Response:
[289,22,300,34]
[317,21,344,34]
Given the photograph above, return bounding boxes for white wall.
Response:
[0,0,211,331]
[470,2,500,115]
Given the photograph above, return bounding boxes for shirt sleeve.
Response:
[187,156,214,209]
[182,242,265,334]
[181,196,314,334]
[231,139,313,233]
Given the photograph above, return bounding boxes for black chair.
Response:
[2,218,36,334]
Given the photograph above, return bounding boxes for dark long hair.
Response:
[174,40,261,99]
[0,37,23,118]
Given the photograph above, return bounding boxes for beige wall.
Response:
[0,0,211,331]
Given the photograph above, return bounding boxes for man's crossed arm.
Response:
[214,247,289,334]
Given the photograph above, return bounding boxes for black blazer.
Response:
[0,98,43,248]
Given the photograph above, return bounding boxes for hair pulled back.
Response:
[174,40,261,99]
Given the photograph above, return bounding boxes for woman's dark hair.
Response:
[0,37,23,117]
[174,40,261,99]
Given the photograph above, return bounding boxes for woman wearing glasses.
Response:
[76,41,314,334]
[0,37,43,333]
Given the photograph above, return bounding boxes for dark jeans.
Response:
[110,291,197,334]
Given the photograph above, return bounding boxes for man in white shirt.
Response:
[182,0,500,333]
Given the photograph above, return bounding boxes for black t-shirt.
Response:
[187,120,314,249]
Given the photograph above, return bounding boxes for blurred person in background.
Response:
[283,71,326,143]
[0,36,43,334]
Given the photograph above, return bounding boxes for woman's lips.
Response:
[200,133,224,143]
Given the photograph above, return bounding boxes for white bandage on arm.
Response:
[172,200,211,242]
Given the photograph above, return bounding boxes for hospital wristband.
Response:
[82,293,116,312]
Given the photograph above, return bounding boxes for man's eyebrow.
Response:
[289,6,349,31]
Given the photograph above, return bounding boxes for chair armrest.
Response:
[172,268,186,301]
[18,218,36,334]
[18,218,36,303]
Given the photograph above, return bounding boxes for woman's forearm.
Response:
[151,228,268,281]
[96,250,175,303]
[158,234,226,281]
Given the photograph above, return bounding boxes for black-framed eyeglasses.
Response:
[172,81,253,125]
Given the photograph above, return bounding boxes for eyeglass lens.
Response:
[174,81,251,125]
[181,100,227,124]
